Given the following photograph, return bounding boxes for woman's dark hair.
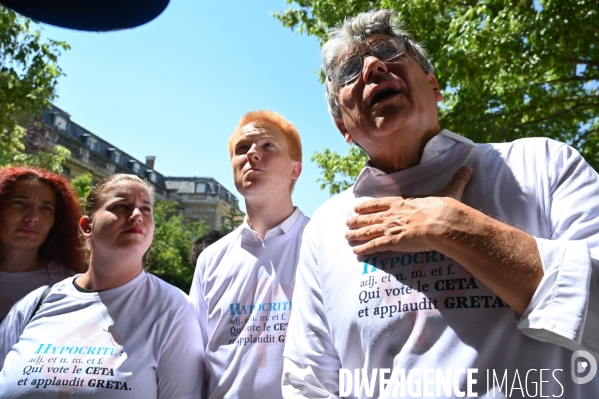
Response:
[0,166,84,272]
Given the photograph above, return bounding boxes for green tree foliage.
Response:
[70,172,93,208]
[219,204,243,233]
[0,6,70,172]
[275,0,599,193]
[311,145,368,194]
[149,200,206,293]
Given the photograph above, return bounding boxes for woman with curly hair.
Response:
[0,173,204,398]
[0,166,83,321]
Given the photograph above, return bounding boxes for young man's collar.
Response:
[239,207,301,242]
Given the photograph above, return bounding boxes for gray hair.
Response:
[322,9,435,122]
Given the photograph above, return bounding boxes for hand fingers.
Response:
[435,166,473,201]
[353,197,399,215]
[345,223,386,241]
[346,212,386,228]
[352,235,405,256]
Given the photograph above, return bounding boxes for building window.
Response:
[130,161,140,173]
[113,152,121,164]
[87,137,98,152]
[54,115,68,131]
[62,166,70,176]
[148,171,157,182]
[195,182,206,193]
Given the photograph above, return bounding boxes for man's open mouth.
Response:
[370,88,400,106]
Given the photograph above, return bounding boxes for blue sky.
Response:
[40,1,350,216]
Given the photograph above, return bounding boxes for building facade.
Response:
[164,177,239,229]
[41,105,241,230]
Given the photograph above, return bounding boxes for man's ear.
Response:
[335,118,353,144]
[427,74,444,102]
[79,216,92,238]
[291,161,302,180]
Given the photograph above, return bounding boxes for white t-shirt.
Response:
[190,210,310,399]
[283,135,599,398]
[0,262,74,321]
[0,272,204,399]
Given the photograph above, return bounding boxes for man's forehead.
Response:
[234,122,282,142]
[338,33,394,61]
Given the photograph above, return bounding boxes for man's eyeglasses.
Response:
[328,37,406,86]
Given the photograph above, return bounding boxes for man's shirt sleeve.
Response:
[517,143,599,358]
[283,221,342,397]
[282,358,340,399]
[189,252,209,351]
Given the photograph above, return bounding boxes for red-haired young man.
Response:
[190,110,309,399]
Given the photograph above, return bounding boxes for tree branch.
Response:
[487,104,591,136]
[541,76,599,84]
[561,94,599,102]
[572,126,599,149]
[561,59,599,67]
[572,135,584,149]
[585,126,599,135]
[480,93,598,122]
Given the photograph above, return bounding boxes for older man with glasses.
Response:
[282,9,599,399]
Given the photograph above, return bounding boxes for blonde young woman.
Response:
[0,174,204,399]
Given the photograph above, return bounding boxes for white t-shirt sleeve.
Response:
[518,143,599,358]
[282,358,340,399]
[156,299,205,399]
[189,253,209,350]
[283,221,341,394]
[0,285,47,369]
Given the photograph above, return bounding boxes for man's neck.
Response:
[362,126,441,174]
[244,196,295,240]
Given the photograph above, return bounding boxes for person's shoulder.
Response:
[16,285,51,310]
[512,137,573,157]
[194,228,243,274]
[2,285,51,326]
[476,137,568,154]
[46,261,77,279]
[309,188,355,223]
[144,273,192,307]
[137,274,200,328]
[199,228,241,258]
[293,208,311,227]
[471,137,571,166]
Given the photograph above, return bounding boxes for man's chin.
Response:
[236,181,264,197]
[371,111,412,131]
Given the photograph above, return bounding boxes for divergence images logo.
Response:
[571,350,597,384]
